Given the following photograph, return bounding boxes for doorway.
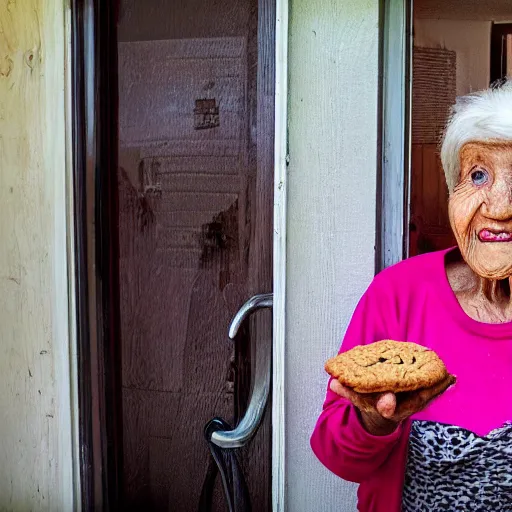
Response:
[408,0,512,256]
[491,23,512,84]
[70,0,277,509]
[116,0,275,510]
[116,1,276,510]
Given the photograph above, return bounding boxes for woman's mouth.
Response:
[478,229,512,242]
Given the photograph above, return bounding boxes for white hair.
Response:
[440,78,512,193]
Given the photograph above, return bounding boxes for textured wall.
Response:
[286,0,379,510]
[0,1,75,509]
[414,19,491,96]
[412,47,456,144]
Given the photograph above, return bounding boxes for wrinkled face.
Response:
[449,141,512,280]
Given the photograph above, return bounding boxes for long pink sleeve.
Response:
[310,276,407,483]
[311,390,404,482]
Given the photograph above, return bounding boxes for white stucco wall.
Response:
[286,0,380,510]
[0,1,76,509]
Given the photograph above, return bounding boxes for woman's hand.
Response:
[330,375,454,436]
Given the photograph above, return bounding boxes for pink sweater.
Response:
[310,249,512,512]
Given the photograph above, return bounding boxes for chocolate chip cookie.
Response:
[325,340,455,393]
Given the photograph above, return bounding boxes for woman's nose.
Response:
[483,176,512,220]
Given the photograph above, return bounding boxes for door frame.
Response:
[71,0,288,509]
[71,0,123,508]
[273,0,288,509]
[377,0,413,271]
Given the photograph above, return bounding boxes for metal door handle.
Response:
[209,293,273,449]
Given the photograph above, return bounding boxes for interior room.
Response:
[409,0,512,256]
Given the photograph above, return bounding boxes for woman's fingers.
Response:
[330,380,361,403]
[330,374,455,425]
[330,380,397,419]
[329,381,405,435]
[395,374,456,420]
[418,374,456,404]
[375,392,397,419]
[329,379,346,397]
[330,380,376,414]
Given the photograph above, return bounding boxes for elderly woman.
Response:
[311,80,512,512]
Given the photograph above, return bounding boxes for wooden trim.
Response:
[96,1,123,505]
[403,0,413,261]
[375,0,385,272]
[64,2,82,507]
[71,0,122,508]
[376,0,413,271]
[70,2,94,506]
[272,0,288,509]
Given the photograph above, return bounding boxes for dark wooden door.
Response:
[116,1,275,510]
[409,143,456,256]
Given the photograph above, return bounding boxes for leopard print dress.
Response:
[402,421,512,512]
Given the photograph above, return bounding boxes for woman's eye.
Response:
[470,168,488,186]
